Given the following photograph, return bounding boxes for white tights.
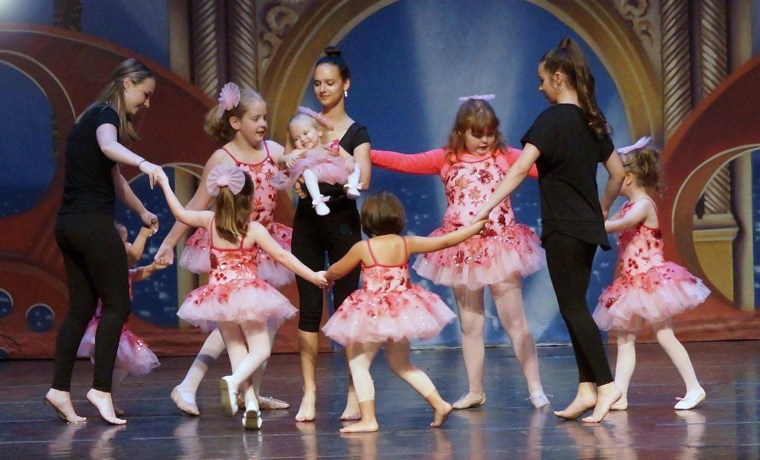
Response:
[454,274,544,396]
[217,321,274,402]
[615,317,700,398]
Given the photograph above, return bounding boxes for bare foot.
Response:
[610,396,628,411]
[171,385,199,416]
[582,383,622,423]
[430,402,452,428]
[44,389,86,423]
[340,420,379,433]
[340,387,361,421]
[295,392,316,422]
[86,389,126,425]
[554,386,597,420]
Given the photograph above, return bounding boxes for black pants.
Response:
[53,213,131,392]
[543,232,613,385]
[292,198,362,332]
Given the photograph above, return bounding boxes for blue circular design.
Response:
[0,348,8,360]
[26,303,55,333]
[0,289,13,318]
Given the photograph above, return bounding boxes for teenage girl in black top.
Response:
[474,38,626,423]
[292,47,372,422]
[45,59,166,425]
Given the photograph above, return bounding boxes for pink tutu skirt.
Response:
[271,151,349,190]
[593,262,710,331]
[413,223,544,290]
[178,279,297,332]
[179,224,294,288]
[321,286,456,345]
[77,319,160,376]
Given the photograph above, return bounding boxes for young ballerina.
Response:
[593,143,710,411]
[78,223,165,415]
[371,96,549,410]
[274,107,362,216]
[321,192,487,432]
[474,38,626,423]
[157,164,328,429]
[154,83,291,415]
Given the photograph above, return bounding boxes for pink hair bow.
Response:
[216,82,241,120]
[458,94,495,102]
[617,136,651,154]
[206,164,246,196]
[297,106,333,130]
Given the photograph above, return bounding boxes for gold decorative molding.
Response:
[613,0,661,76]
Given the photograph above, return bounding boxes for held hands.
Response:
[140,209,159,235]
[139,161,166,190]
[313,270,330,289]
[154,242,175,266]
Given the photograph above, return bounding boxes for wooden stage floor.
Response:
[0,341,758,459]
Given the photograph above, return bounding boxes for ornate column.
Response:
[190,0,225,98]
[661,0,692,140]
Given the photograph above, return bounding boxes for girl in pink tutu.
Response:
[77,222,165,415]
[593,143,710,411]
[322,192,486,432]
[371,96,549,410]
[157,164,328,429]
[155,82,291,415]
[273,107,362,216]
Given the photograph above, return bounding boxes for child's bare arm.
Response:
[127,226,154,265]
[132,261,168,282]
[407,220,487,254]
[605,200,652,233]
[156,174,213,229]
[325,243,363,281]
[252,223,328,288]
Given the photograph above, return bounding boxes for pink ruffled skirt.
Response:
[271,153,349,190]
[413,223,544,290]
[77,319,160,376]
[177,279,297,332]
[321,286,456,345]
[593,262,710,331]
[179,223,294,288]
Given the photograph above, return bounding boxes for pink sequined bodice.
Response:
[616,201,665,277]
[208,246,259,285]
[227,147,279,228]
[360,264,412,293]
[441,154,515,233]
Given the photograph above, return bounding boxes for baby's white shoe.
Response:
[344,181,361,200]
[674,387,706,410]
[312,197,330,216]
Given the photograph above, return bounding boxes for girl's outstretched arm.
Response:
[325,242,363,282]
[131,261,168,282]
[605,199,653,233]
[370,148,446,175]
[407,220,487,254]
[251,223,328,288]
[156,174,212,229]
[473,144,540,222]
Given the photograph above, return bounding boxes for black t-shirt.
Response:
[58,104,120,215]
[521,104,614,250]
[296,122,370,211]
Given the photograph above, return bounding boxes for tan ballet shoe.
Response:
[452,393,486,410]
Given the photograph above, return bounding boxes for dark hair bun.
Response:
[324,46,342,57]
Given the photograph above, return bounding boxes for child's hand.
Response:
[313,270,330,289]
[140,210,159,234]
[154,169,169,188]
[294,177,308,199]
[472,219,488,234]
[138,225,154,238]
[152,261,169,271]
[286,150,306,169]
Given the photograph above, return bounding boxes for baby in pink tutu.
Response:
[592,141,710,411]
[77,222,165,415]
[322,192,486,433]
[273,107,361,216]
[157,163,328,430]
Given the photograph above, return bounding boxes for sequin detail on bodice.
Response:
[616,201,665,276]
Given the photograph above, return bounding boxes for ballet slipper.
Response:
[528,391,551,409]
[451,392,486,410]
[220,376,238,416]
[674,387,706,410]
[258,395,290,410]
[343,181,361,200]
[312,197,330,216]
[171,386,200,416]
[242,400,263,430]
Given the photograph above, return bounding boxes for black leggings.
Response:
[292,199,362,332]
[543,232,613,385]
[53,213,131,392]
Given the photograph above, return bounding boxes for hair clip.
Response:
[458,94,495,102]
[297,106,333,130]
[216,82,241,120]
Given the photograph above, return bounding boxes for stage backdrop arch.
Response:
[0,24,218,358]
